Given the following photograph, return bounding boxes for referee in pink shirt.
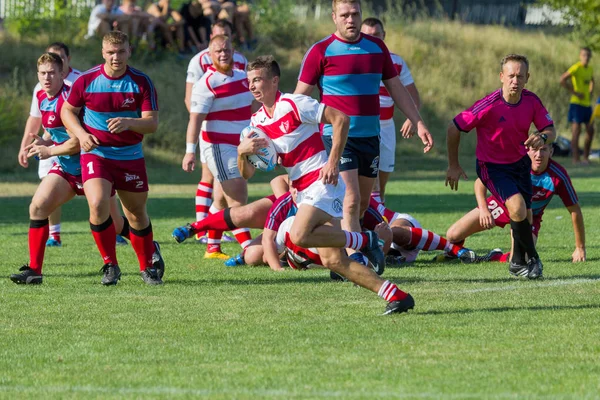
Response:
[445,54,556,279]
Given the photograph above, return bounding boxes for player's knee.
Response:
[29,200,48,219]
[320,252,344,272]
[244,247,263,266]
[344,196,361,218]
[289,226,309,249]
[446,225,460,243]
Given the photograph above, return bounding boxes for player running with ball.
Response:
[240,56,414,315]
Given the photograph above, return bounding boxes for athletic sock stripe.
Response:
[417,230,429,250]
[378,280,390,297]
[386,287,397,301]
[429,236,441,250]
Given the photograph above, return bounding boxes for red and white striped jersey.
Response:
[190,66,253,146]
[251,92,326,192]
[186,49,248,84]
[379,53,414,120]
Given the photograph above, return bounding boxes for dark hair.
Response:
[47,42,70,57]
[213,19,233,33]
[500,54,529,71]
[581,47,592,55]
[37,52,64,72]
[247,55,281,78]
[361,17,384,32]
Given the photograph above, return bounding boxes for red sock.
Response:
[195,181,213,236]
[378,280,408,302]
[29,219,49,274]
[207,230,223,253]
[344,231,370,250]
[49,224,61,242]
[498,252,510,262]
[190,209,230,232]
[90,217,118,265]
[130,223,155,271]
[232,228,252,249]
[409,228,461,256]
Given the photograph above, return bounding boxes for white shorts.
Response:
[199,137,207,164]
[201,142,241,182]
[38,156,58,179]
[379,118,396,173]
[390,213,422,262]
[296,177,346,219]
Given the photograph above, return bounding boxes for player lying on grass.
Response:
[443,144,585,264]
[10,53,128,285]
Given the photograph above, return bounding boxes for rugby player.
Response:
[18,42,81,247]
[444,144,585,263]
[446,54,556,279]
[295,0,433,244]
[61,31,164,285]
[360,17,421,203]
[242,55,414,315]
[10,53,126,284]
[182,35,254,259]
[184,19,246,242]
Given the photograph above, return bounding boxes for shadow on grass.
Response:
[417,303,600,316]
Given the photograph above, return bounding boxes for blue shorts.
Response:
[568,103,592,124]
[476,156,532,210]
[322,136,380,178]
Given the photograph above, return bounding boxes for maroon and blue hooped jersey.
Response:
[66,65,158,160]
[36,84,80,176]
[531,159,578,217]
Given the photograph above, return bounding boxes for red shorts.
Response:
[48,164,85,196]
[484,195,541,236]
[81,154,149,192]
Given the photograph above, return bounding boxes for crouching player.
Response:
[240,56,414,315]
[10,53,126,284]
[445,143,585,264]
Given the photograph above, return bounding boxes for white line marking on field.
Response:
[454,278,599,294]
[0,385,580,399]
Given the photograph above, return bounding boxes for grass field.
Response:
[1,159,599,399]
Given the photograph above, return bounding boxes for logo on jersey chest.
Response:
[121,98,135,108]
[47,115,56,125]
[279,120,290,133]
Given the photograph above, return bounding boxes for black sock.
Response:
[120,216,130,240]
[511,219,539,261]
[510,222,526,264]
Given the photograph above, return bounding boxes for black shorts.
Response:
[476,156,533,209]
[322,136,379,178]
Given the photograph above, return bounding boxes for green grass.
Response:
[1,163,599,399]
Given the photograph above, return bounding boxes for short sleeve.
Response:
[264,193,292,231]
[379,42,398,81]
[453,99,487,132]
[554,168,578,207]
[288,94,323,125]
[567,63,580,76]
[66,75,86,108]
[140,75,159,112]
[186,55,202,83]
[190,79,214,114]
[398,59,414,86]
[29,84,41,118]
[298,43,324,86]
[532,99,553,131]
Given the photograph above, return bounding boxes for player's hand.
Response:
[416,121,434,153]
[26,144,51,160]
[107,117,131,134]
[479,210,495,230]
[182,152,196,173]
[238,136,268,156]
[18,147,29,168]
[400,119,415,139]
[319,160,339,186]
[80,134,101,152]
[445,164,468,191]
[572,247,586,262]
[574,92,584,100]
[374,222,392,253]
[524,134,545,150]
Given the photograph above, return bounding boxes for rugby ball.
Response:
[240,126,277,172]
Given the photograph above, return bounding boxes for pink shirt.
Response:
[454,89,554,164]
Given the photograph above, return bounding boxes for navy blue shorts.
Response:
[476,156,532,209]
[322,136,380,178]
[568,103,592,124]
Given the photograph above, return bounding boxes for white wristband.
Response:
[186,143,197,153]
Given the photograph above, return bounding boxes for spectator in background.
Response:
[119,0,155,49]
[180,0,212,52]
[86,0,131,39]
[199,0,221,24]
[147,0,186,54]
[216,0,255,50]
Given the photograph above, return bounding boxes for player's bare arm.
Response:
[184,82,194,112]
[237,134,267,179]
[383,77,433,152]
[18,117,43,168]
[319,105,349,185]
[25,133,79,160]
[61,102,100,153]
[524,125,557,150]
[400,83,421,139]
[182,112,207,172]
[474,178,494,230]
[293,81,314,96]
[445,123,468,191]
[567,203,586,262]
[107,110,158,134]
[262,229,284,271]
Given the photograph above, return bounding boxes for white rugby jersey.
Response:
[251,92,327,192]
[30,67,81,118]
[190,66,253,146]
[186,49,248,84]
[379,53,414,120]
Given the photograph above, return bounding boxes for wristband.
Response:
[186,143,197,153]
[539,133,548,143]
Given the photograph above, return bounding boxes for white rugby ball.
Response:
[240,126,277,172]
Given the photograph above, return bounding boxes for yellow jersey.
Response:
[568,62,594,106]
